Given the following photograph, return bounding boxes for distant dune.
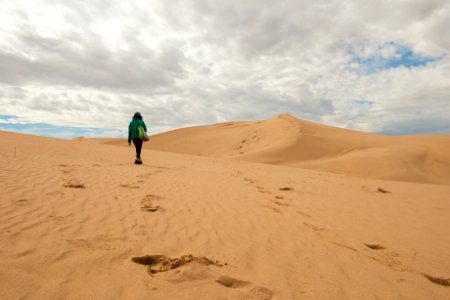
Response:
[106,114,450,185]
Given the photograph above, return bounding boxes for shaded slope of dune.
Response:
[104,114,450,184]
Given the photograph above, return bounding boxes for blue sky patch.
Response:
[0,115,124,139]
[353,99,374,107]
[347,41,444,74]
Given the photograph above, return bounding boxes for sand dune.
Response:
[106,114,450,185]
[1,121,450,299]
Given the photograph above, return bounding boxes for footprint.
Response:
[261,205,281,214]
[255,185,273,195]
[272,201,289,206]
[131,254,223,274]
[377,187,390,194]
[297,211,311,218]
[141,206,160,212]
[58,164,74,175]
[132,255,165,266]
[364,245,410,272]
[332,242,358,253]
[244,178,255,184]
[215,276,273,299]
[422,273,450,286]
[279,187,293,191]
[364,243,386,250]
[120,184,140,189]
[13,199,31,206]
[140,194,162,212]
[303,222,325,231]
[251,286,273,300]
[361,186,391,194]
[63,182,86,189]
[216,276,250,288]
[258,190,272,194]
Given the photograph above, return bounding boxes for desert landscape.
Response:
[1,114,450,299]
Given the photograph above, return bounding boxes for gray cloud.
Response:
[0,33,183,90]
[0,0,449,136]
[0,1,187,91]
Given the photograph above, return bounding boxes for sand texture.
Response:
[1,116,450,299]
[132,114,450,185]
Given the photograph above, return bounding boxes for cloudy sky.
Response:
[1,0,449,138]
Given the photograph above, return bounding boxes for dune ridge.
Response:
[107,114,450,185]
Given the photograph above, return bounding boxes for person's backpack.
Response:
[138,125,149,142]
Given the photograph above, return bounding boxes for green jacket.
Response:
[128,118,147,141]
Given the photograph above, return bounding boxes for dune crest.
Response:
[133,114,450,185]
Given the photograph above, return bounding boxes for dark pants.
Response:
[132,138,143,159]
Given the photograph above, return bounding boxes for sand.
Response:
[1,115,450,299]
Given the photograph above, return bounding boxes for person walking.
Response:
[128,112,147,164]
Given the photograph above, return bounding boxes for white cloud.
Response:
[0,0,449,136]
